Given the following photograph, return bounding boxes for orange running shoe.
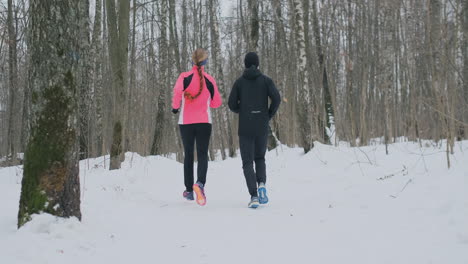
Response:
[193,182,206,206]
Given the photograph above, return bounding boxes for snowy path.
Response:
[1,142,468,264]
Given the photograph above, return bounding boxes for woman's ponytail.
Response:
[184,48,208,101]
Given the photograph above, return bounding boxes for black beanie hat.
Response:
[244,52,259,68]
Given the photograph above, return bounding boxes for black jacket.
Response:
[228,66,281,136]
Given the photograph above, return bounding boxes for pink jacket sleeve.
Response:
[172,74,184,109]
[209,76,222,108]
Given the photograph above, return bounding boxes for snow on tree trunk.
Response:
[18,0,83,228]
[311,0,335,144]
[293,0,313,153]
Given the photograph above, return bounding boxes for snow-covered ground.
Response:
[1,141,467,264]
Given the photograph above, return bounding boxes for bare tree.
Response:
[463,0,468,134]
[1,0,466,169]
[90,0,104,157]
[78,0,91,160]
[311,0,335,144]
[18,0,84,227]
[106,0,130,170]
[293,0,313,153]
[247,0,259,51]
[7,0,18,162]
[151,0,168,155]
[209,0,236,158]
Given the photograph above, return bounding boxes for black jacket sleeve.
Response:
[228,80,240,113]
[266,78,281,119]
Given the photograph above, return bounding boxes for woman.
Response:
[172,48,222,206]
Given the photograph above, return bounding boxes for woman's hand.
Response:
[172,108,179,114]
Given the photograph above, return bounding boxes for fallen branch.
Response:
[390,179,413,198]
[377,165,408,181]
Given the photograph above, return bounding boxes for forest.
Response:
[1,0,467,162]
[0,0,467,225]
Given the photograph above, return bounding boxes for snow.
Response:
[1,141,468,264]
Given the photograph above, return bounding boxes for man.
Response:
[228,52,281,208]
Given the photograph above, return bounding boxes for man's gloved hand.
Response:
[172,108,179,114]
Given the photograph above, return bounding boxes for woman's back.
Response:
[172,65,221,125]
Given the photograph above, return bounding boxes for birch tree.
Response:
[312,0,335,144]
[293,0,313,153]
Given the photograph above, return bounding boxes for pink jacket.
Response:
[172,66,222,125]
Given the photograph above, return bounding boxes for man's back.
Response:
[228,52,281,207]
[229,66,280,136]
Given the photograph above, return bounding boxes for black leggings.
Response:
[179,123,212,192]
[239,134,268,197]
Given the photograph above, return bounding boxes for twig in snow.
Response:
[377,165,408,181]
[357,146,374,165]
[352,148,366,177]
[390,179,413,198]
[311,146,328,165]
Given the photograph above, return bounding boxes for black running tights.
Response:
[179,123,212,192]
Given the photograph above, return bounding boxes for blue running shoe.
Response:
[248,196,259,209]
[258,183,268,204]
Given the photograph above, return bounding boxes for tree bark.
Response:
[7,0,18,161]
[91,0,103,157]
[169,0,182,74]
[78,0,91,160]
[127,0,137,152]
[312,0,335,144]
[293,0,313,153]
[209,0,236,157]
[18,0,83,227]
[463,0,468,136]
[150,0,168,155]
[247,0,259,51]
[106,0,130,169]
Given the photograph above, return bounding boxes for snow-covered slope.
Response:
[1,141,467,264]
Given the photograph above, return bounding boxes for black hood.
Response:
[242,66,262,80]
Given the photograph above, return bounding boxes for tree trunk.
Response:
[247,0,259,51]
[209,0,236,157]
[312,0,335,144]
[269,0,287,149]
[181,0,188,69]
[169,0,182,74]
[78,0,91,160]
[127,0,137,153]
[106,0,130,170]
[18,0,83,228]
[150,0,168,155]
[91,0,103,157]
[293,0,313,153]
[463,0,468,137]
[7,0,18,162]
